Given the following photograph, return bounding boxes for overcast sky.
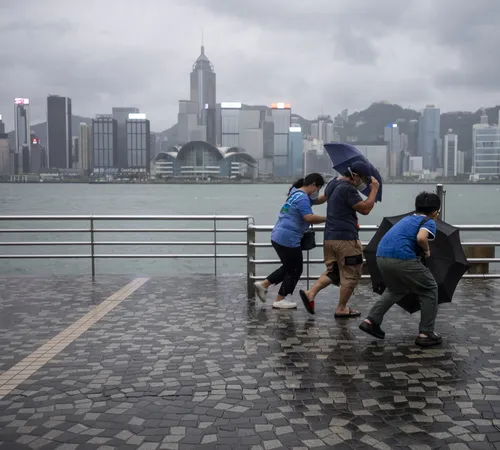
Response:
[1,0,499,131]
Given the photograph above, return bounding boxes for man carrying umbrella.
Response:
[299,161,379,317]
[359,192,442,347]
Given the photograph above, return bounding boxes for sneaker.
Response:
[415,332,442,347]
[254,282,268,303]
[272,299,297,309]
[359,320,385,339]
[299,290,315,315]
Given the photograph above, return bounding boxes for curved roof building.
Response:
[154,141,257,179]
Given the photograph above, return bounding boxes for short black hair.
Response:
[415,192,441,215]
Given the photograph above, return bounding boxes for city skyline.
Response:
[1,0,499,131]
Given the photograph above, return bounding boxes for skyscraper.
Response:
[472,109,500,180]
[289,124,303,177]
[92,115,118,169]
[384,124,401,177]
[0,128,10,175]
[418,105,440,170]
[14,98,31,174]
[112,107,139,169]
[221,102,242,147]
[311,115,334,143]
[30,134,46,174]
[0,115,5,134]
[47,95,72,169]
[407,119,419,156]
[443,129,458,178]
[79,123,92,172]
[126,113,151,173]
[190,45,216,139]
[271,103,292,177]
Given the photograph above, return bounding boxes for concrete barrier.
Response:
[464,245,495,274]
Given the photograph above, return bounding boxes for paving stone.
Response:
[0,277,499,450]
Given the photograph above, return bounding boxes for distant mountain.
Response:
[7,115,93,148]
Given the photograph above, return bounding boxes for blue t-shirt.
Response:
[271,188,314,248]
[324,179,363,241]
[376,215,437,260]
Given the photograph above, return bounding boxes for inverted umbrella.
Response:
[324,142,383,202]
[364,212,470,314]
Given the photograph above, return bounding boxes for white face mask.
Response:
[356,181,367,192]
[309,191,319,201]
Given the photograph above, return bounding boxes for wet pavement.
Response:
[0,275,499,450]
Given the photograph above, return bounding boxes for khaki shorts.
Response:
[323,240,363,289]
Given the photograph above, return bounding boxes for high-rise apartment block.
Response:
[418,105,440,170]
[472,109,500,180]
[92,115,118,169]
[271,103,291,177]
[47,95,72,169]
[126,113,151,173]
[112,107,139,169]
[443,130,458,178]
[14,97,31,174]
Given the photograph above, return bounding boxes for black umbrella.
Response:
[364,212,470,314]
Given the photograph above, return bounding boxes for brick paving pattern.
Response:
[0,276,499,449]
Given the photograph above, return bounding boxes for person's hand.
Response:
[370,177,380,191]
[424,249,431,258]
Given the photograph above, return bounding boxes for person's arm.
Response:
[303,213,326,224]
[297,194,326,224]
[417,229,431,257]
[417,219,436,257]
[352,177,380,216]
[314,194,328,205]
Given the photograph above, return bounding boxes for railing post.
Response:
[90,216,95,278]
[214,217,217,276]
[247,223,256,298]
[436,184,445,220]
[306,250,310,290]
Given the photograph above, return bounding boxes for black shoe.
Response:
[359,320,385,339]
[415,332,442,347]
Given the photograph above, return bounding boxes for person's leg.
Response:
[361,259,410,336]
[400,262,440,345]
[299,241,337,314]
[254,241,287,302]
[275,247,303,300]
[335,240,364,316]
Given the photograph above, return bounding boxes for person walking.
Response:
[254,173,327,309]
[359,192,442,347]
[299,161,379,317]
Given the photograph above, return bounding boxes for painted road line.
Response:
[0,277,150,398]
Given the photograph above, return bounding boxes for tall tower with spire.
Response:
[190,45,216,124]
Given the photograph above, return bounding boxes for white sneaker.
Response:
[254,282,268,303]
[272,299,298,309]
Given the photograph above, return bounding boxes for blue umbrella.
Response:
[324,142,383,202]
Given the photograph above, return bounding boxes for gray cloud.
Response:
[1,0,499,132]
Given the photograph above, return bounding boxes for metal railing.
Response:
[0,215,253,277]
[1,215,499,299]
[247,223,500,297]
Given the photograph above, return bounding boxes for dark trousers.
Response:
[367,258,438,333]
[266,241,303,297]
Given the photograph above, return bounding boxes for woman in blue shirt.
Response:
[254,173,327,309]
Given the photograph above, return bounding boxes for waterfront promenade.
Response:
[0,276,500,450]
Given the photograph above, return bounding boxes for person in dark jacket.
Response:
[299,161,379,317]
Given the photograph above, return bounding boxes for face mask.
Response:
[309,191,319,201]
[356,182,367,192]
